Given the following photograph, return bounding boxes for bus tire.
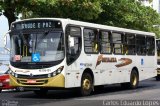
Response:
[129,69,139,89]
[0,89,2,93]
[121,69,139,89]
[80,73,93,96]
[34,88,48,96]
[156,75,160,81]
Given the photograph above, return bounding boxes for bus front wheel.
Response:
[80,73,93,96]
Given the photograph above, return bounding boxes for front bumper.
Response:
[9,74,65,88]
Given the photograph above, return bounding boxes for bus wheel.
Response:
[34,88,48,96]
[80,73,93,96]
[156,75,160,81]
[121,70,139,89]
[129,70,139,89]
[0,89,2,93]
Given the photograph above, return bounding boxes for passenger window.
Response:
[146,36,155,55]
[123,34,136,55]
[99,31,111,54]
[112,32,123,54]
[136,35,146,55]
[84,28,98,53]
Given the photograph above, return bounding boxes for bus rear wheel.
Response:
[80,73,93,96]
[121,70,139,89]
[129,70,139,89]
[34,88,48,96]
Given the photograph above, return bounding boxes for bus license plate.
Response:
[27,80,36,83]
[0,83,2,86]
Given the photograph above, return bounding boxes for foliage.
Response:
[0,0,160,37]
[97,0,160,37]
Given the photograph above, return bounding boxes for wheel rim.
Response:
[132,74,137,86]
[82,79,91,90]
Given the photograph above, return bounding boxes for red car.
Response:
[0,72,14,92]
[0,69,24,93]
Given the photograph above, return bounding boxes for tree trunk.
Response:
[2,0,16,29]
[3,10,16,29]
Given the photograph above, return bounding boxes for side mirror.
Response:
[68,35,74,47]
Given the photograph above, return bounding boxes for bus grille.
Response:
[17,79,48,85]
[17,74,48,79]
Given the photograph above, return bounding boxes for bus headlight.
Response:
[10,71,18,78]
[48,66,64,78]
[15,73,18,78]
[48,73,51,78]
[11,72,15,76]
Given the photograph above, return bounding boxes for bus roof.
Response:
[12,18,155,36]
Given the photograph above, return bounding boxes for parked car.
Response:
[0,65,24,93]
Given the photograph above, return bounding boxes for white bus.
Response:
[8,18,157,96]
[156,39,160,80]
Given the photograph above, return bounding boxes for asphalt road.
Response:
[0,78,160,106]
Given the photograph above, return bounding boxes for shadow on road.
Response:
[0,78,159,106]
[12,80,158,100]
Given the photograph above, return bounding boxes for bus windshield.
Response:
[10,31,64,63]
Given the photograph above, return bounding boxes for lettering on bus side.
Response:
[80,63,92,69]
[102,57,117,62]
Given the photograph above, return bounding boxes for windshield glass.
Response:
[10,31,64,63]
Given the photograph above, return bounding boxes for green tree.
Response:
[27,0,102,21]
[0,0,26,27]
[1,0,160,37]
[0,0,102,27]
[97,0,160,37]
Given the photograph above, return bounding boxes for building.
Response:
[138,0,160,13]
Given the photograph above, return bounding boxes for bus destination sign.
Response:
[12,20,61,30]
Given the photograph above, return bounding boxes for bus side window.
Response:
[112,32,123,54]
[84,28,99,54]
[99,31,111,54]
[66,26,82,65]
[136,35,146,55]
[124,33,136,55]
[146,36,155,55]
